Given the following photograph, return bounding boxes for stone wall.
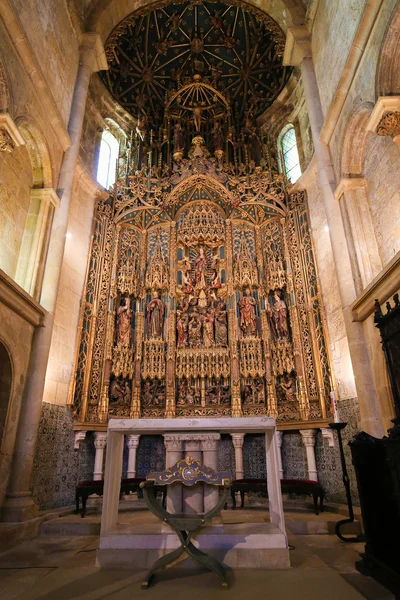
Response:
[7,0,80,125]
[0,146,32,279]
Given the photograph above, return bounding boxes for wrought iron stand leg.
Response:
[329,422,364,543]
[186,542,228,588]
[141,543,187,590]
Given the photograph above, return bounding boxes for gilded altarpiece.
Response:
[69,0,333,428]
[70,169,333,428]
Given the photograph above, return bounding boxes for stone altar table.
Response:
[97,417,290,570]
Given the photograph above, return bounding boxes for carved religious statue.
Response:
[203,311,215,348]
[116,297,132,347]
[239,288,257,337]
[188,313,202,347]
[176,311,189,347]
[147,291,165,338]
[173,122,185,155]
[215,303,228,346]
[268,290,289,341]
[191,31,204,54]
[280,374,297,402]
[110,378,131,405]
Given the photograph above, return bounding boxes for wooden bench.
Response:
[75,478,166,517]
[231,478,324,514]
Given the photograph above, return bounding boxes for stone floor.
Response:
[0,500,394,600]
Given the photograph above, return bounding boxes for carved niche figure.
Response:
[188,313,202,347]
[280,374,297,402]
[142,379,165,406]
[173,122,185,154]
[212,120,224,153]
[147,291,165,338]
[116,297,132,347]
[268,290,289,341]
[239,288,257,337]
[215,303,228,346]
[176,311,189,347]
[194,246,207,292]
[203,311,215,348]
[110,377,131,406]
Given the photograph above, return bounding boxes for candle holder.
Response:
[329,422,364,543]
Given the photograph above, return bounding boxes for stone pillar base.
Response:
[1,494,39,523]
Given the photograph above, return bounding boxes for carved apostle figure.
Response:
[147,291,165,338]
[269,290,289,341]
[215,304,228,346]
[280,374,297,402]
[239,288,257,337]
[188,313,202,347]
[176,311,189,347]
[110,378,131,406]
[173,122,185,154]
[203,311,215,348]
[116,297,132,347]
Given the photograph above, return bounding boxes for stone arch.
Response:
[377,4,400,96]
[85,0,306,44]
[16,118,53,188]
[0,54,12,112]
[339,101,383,290]
[340,101,374,177]
[0,340,13,452]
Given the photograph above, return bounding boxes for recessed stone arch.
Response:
[0,55,12,112]
[0,340,13,453]
[377,4,400,97]
[16,118,53,189]
[340,101,374,178]
[84,0,306,44]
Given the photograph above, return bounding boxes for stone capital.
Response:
[231,432,245,448]
[367,96,400,137]
[0,113,25,152]
[334,178,366,201]
[79,32,108,73]
[283,27,312,67]
[163,434,184,451]
[200,433,221,451]
[74,430,87,450]
[30,187,60,208]
[299,429,316,447]
[127,434,140,449]
[320,428,335,447]
[94,431,107,449]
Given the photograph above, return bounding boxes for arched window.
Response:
[97,130,119,189]
[279,125,301,184]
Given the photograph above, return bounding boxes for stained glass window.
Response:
[97,130,119,189]
[280,125,301,184]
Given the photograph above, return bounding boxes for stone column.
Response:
[283,28,384,438]
[231,433,245,480]
[276,431,284,480]
[182,439,203,514]
[1,34,108,522]
[93,432,107,481]
[201,434,220,512]
[163,434,183,514]
[126,434,140,478]
[300,430,317,481]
